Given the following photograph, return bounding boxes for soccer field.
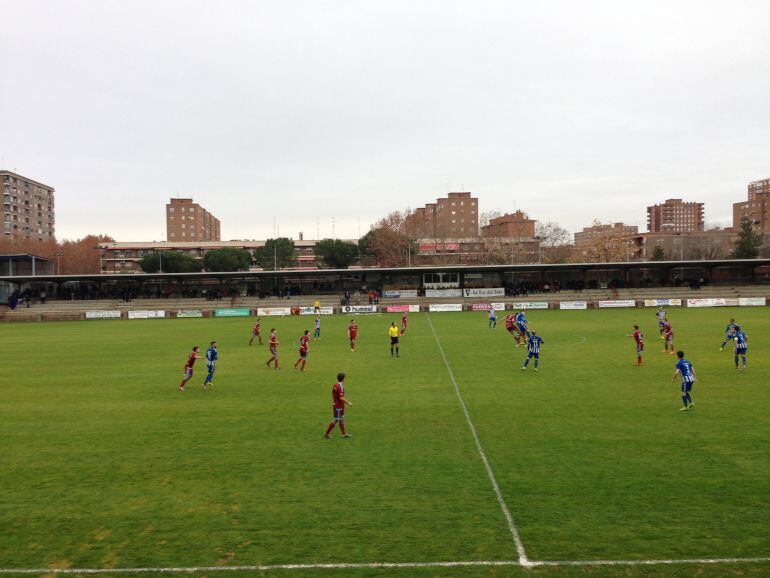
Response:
[2,308,769,577]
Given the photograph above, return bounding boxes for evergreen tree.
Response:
[730,217,762,259]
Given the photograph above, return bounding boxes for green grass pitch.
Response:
[1,307,769,577]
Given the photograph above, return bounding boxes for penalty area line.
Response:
[1,557,770,574]
[425,313,530,566]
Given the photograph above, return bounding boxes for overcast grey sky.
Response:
[2,0,769,242]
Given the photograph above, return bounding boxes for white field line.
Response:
[425,314,530,566]
[2,557,770,574]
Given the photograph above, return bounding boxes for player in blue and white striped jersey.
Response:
[720,318,741,351]
[203,341,218,389]
[672,351,696,411]
[733,329,748,369]
[521,331,544,371]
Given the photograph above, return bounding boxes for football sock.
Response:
[325,422,335,435]
[534,359,539,369]
[742,356,747,366]
[301,360,306,370]
[637,356,642,364]
[339,422,347,435]
[682,395,689,408]
[523,358,530,367]
[686,393,692,405]
[735,356,739,367]
[721,340,727,348]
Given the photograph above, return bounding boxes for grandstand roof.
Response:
[1,258,769,284]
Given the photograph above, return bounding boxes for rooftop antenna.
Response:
[317,216,320,240]
[357,216,361,238]
[331,217,336,238]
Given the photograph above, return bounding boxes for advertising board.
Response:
[510,301,549,310]
[297,306,334,315]
[463,287,505,297]
[176,310,203,318]
[127,310,166,319]
[256,307,291,316]
[216,307,252,317]
[598,300,636,308]
[643,299,683,307]
[385,304,421,313]
[428,303,463,312]
[425,289,462,297]
[738,297,766,306]
[341,305,378,314]
[559,301,588,310]
[383,290,419,298]
[85,310,121,319]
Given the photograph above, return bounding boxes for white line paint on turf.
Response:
[2,557,770,574]
[425,313,531,566]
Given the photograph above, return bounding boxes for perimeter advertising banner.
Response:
[738,297,766,306]
[428,303,463,312]
[559,301,588,310]
[598,300,637,308]
[511,301,549,310]
[216,307,251,317]
[687,298,739,308]
[127,310,166,319]
[425,289,462,297]
[341,305,378,314]
[85,310,121,319]
[176,310,203,318]
[470,303,507,311]
[385,304,421,313]
[256,307,291,316]
[383,290,419,298]
[463,287,505,297]
[644,299,683,307]
[297,306,334,315]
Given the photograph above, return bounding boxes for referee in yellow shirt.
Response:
[388,322,400,357]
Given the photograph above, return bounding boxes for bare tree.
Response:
[479,210,503,228]
[535,221,570,247]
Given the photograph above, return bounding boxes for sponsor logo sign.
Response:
[256,307,291,316]
[463,287,505,297]
[216,307,252,317]
[385,304,421,313]
[341,305,378,314]
[176,310,203,318]
[297,306,334,315]
[127,310,166,319]
[598,300,637,308]
[425,288,462,297]
[85,310,122,319]
[383,289,419,298]
[559,301,588,310]
[511,301,549,310]
[738,297,766,306]
[643,299,683,307]
[428,303,463,312]
[686,298,739,308]
[470,303,506,311]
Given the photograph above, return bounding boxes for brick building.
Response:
[1,170,55,241]
[646,199,704,233]
[733,177,770,234]
[574,222,638,246]
[166,198,221,242]
[480,210,536,239]
[406,192,478,238]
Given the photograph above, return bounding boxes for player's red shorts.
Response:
[270,347,279,357]
[333,405,345,420]
[299,349,308,358]
[636,342,644,352]
[183,365,193,377]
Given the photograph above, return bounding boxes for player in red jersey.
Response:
[179,346,202,391]
[266,329,280,369]
[324,372,353,439]
[626,325,644,365]
[505,314,522,345]
[661,319,675,354]
[348,320,358,352]
[294,330,310,371]
[400,312,408,336]
[249,318,263,346]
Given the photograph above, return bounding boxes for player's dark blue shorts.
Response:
[681,381,693,392]
[736,347,748,355]
[527,351,539,359]
[206,363,216,374]
[517,323,527,333]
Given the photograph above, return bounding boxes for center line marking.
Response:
[426,313,530,566]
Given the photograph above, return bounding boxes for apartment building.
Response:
[166,198,221,242]
[1,170,55,241]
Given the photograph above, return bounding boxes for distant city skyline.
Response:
[2,0,769,242]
